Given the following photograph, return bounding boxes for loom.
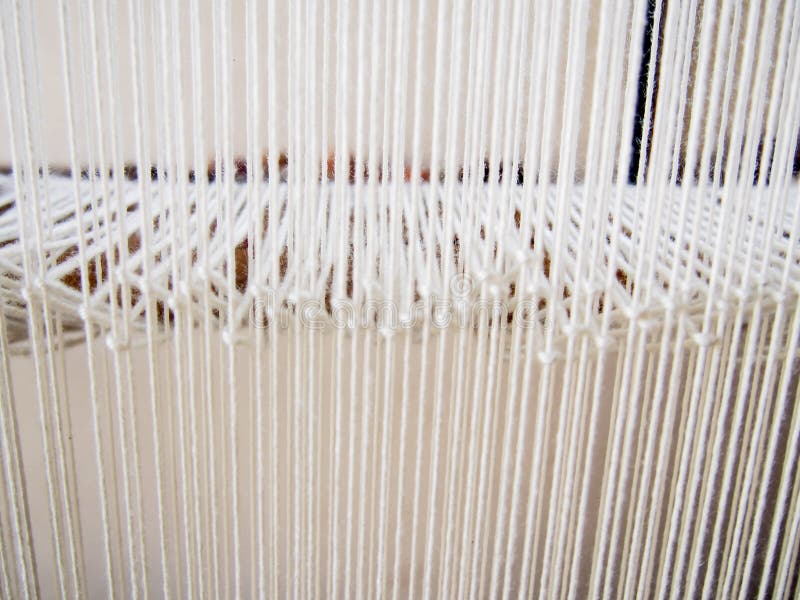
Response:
[1,0,799,597]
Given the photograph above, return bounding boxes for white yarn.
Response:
[1,0,800,598]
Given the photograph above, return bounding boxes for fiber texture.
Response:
[1,0,799,598]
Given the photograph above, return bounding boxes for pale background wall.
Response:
[0,0,604,175]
